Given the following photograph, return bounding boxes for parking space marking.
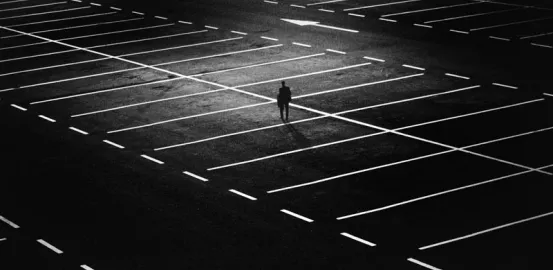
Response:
[155,15,167,20]
[281,209,314,222]
[402,64,425,70]
[445,73,470,80]
[0,215,20,228]
[340,232,376,246]
[132,11,144,15]
[81,265,94,270]
[450,29,469,34]
[381,2,482,18]
[544,93,553,97]
[414,23,432,28]
[10,104,27,111]
[260,36,278,41]
[110,6,121,11]
[178,20,192,24]
[107,101,273,133]
[420,210,553,250]
[69,127,89,135]
[230,30,247,35]
[38,115,56,123]
[90,2,101,6]
[325,48,346,54]
[5,11,116,28]
[379,18,396,22]
[37,239,63,254]
[264,0,278,4]
[229,189,257,201]
[183,171,209,182]
[470,16,553,31]
[407,258,441,270]
[363,56,385,62]
[424,8,520,24]
[319,9,335,13]
[0,1,67,13]
[205,25,218,29]
[489,35,510,41]
[520,31,553,39]
[307,0,345,6]
[140,154,164,164]
[472,0,553,11]
[103,140,125,149]
[492,82,518,89]
[531,43,553,48]
[292,42,311,47]
[290,4,305,8]
[344,0,421,11]
[348,13,364,17]
[0,238,5,241]
[463,126,553,149]
[0,0,30,5]
[0,6,90,21]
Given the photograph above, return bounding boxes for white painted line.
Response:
[0,238,5,241]
[10,104,27,111]
[465,126,553,149]
[183,171,209,182]
[69,127,88,135]
[103,140,125,149]
[260,36,278,41]
[344,0,421,11]
[402,64,425,70]
[382,2,481,17]
[229,189,257,201]
[445,73,470,80]
[544,93,553,97]
[531,43,553,48]
[424,8,520,24]
[420,211,553,250]
[90,2,101,6]
[178,20,192,24]
[0,6,89,21]
[132,11,144,15]
[450,29,469,34]
[72,0,81,2]
[155,15,167,20]
[292,42,311,47]
[5,11,115,28]
[414,23,432,28]
[280,209,313,222]
[492,82,518,89]
[61,23,174,41]
[489,36,510,41]
[80,265,94,270]
[0,0,31,5]
[348,13,365,18]
[264,0,278,4]
[107,101,273,133]
[37,239,63,254]
[520,31,553,40]
[290,4,306,8]
[307,0,345,6]
[295,73,423,99]
[379,18,396,22]
[326,48,346,54]
[231,30,247,35]
[0,1,66,13]
[319,9,335,13]
[471,16,553,31]
[473,0,553,11]
[38,115,56,123]
[408,258,441,270]
[0,215,20,228]
[140,154,164,164]
[205,25,218,29]
[363,56,385,62]
[340,232,376,246]
[110,6,121,11]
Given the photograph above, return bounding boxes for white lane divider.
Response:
[280,209,314,222]
[450,29,469,34]
[290,4,305,8]
[348,13,365,17]
[90,2,101,6]
[110,6,121,11]
[205,25,218,30]
[229,189,257,201]
[183,171,209,182]
[340,232,376,246]
[344,0,421,11]
[0,1,66,13]
[307,0,346,6]
[81,265,94,270]
[38,115,56,123]
[414,23,432,28]
[155,16,167,20]
[10,104,27,111]
[264,0,278,4]
[326,48,346,54]
[489,36,510,41]
[178,20,192,24]
[37,239,63,254]
[379,18,396,23]
[445,73,470,80]
[402,64,425,71]
[230,30,247,35]
[544,93,553,97]
[492,82,518,89]
[292,42,311,47]
[140,154,164,164]
[408,258,442,270]
[0,215,20,228]
[261,36,278,41]
[381,2,481,18]
[0,0,31,4]
[319,9,335,13]
[531,43,553,48]
[132,11,144,15]
[103,140,125,149]
[5,11,116,28]
[0,6,90,21]
[69,127,89,135]
[363,56,385,62]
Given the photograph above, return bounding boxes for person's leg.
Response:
[279,104,284,120]
[285,103,289,121]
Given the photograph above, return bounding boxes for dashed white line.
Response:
[489,36,510,41]
[414,23,432,28]
[0,6,90,21]
[408,258,442,270]
[344,0,421,11]
[492,82,518,89]
[132,11,144,15]
[420,211,553,250]
[340,232,376,246]
[183,171,209,182]
[81,265,94,270]
[69,127,89,135]
[155,15,167,20]
[261,36,278,41]
[263,0,278,4]
[531,43,553,48]
[318,9,335,13]
[363,56,385,62]
[90,2,101,6]
[450,29,469,34]
[292,42,311,47]
[38,115,56,123]
[280,209,313,222]
[290,4,305,8]
[326,48,346,54]
[140,154,164,165]
[307,0,346,6]
[10,104,27,111]
[402,64,425,71]
[379,18,396,22]
[110,6,121,11]
[229,189,257,201]
[178,20,192,24]
[0,215,20,228]
[205,25,218,29]
[231,30,247,35]
[382,2,481,17]
[103,140,125,149]
[445,73,470,80]
[5,11,115,28]
[348,13,365,17]
[0,1,66,13]
[37,239,63,254]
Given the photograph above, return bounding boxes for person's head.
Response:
[281,81,286,87]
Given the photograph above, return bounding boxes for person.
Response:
[277,81,292,121]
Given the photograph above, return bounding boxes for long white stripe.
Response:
[0,1,66,13]
[445,73,470,80]
[0,6,89,21]
[471,16,553,31]
[382,2,480,17]
[420,211,553,250]
[5,11,115,27]
[424,8,520,24]
[0,0,30,5]
[281,209,313,222]
[38,114,56,122]
[340,232,376,246]
[229,189,257,200]
[407,258,441,270]
[492,82,518,89]
[10,104,27,111]
[0,215,20,228]
[344,0,420,11]
[37,239,63,254]
[520,31,553,39]
[69,127,88,135]
[103,139,125,149]
[463,126,553,149]
[140,154,164,164]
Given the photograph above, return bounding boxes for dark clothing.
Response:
[277,86,291,120]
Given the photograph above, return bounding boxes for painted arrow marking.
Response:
[281,18,358,33]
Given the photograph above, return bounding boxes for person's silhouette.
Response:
[277,81,292,121]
